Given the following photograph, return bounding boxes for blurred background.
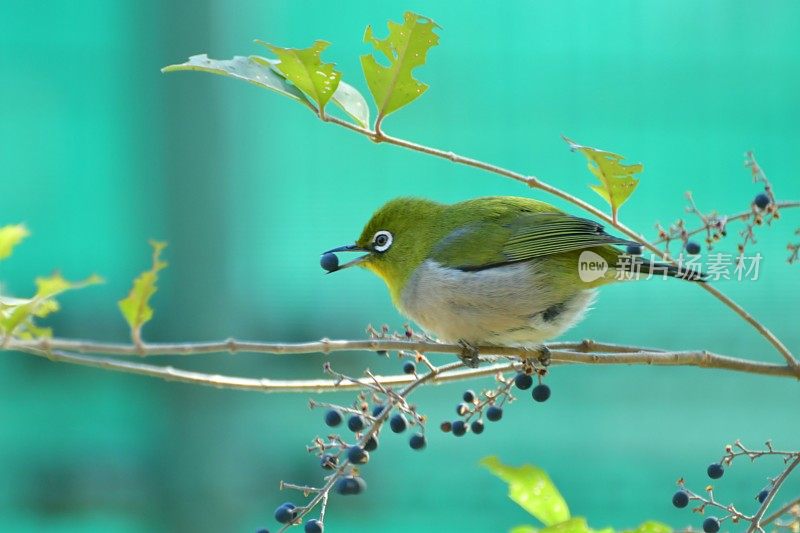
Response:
[1,1,799,531]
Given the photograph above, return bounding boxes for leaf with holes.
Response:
[163,54,369,127]
[118,241,167,344]
[0,224,29,261]
[360,11,440,127]
[563,136,642,223]
[162,54,314,108]
[257,40,341,115]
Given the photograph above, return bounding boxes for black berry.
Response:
[456,402,470,416]
[320,252,339,273]
[371,404,386,417]
[626,244,643,255]
[375,350,388,356]
[335,475,366,495]
[389,414,407,433]
[672,490,689,508]
[257,529,270,533]
[757,489,769,503]
[486,406,503,422]
[754,193,771,209]
[409,433,426,450]
[364,435,379,452]
[320,454,337,470]
[403,361,416,374]
[347,415,365,432]
[702,517,720,533]
[324,409,343,427]
[686,241,701,255]
[451,420,467,436]
[514,373,533,390]
[304,519,324,533]
[274,502,297,524]
[707,463,724,479]
[532,384,551,402]
[346,445,369,464]
[462,390,476,403]
[471,420,485,434]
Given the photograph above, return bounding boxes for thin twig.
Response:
[763,495,800,526]
[748,456,800,532]
[654,201,800,245]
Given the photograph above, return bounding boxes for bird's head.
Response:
[322,197,444,298]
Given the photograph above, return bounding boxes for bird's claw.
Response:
[458,340,481,368]
[537,345,551,367]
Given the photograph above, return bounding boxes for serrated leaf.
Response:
[360,11,440,126]
[0,273,103,340]
[257,40,341,114]
[118,241,167,344]
[162,54,314,109]
[563,136,642,223]
[0,224,30,261]
[622,521,672,533]
[481,456,570,526]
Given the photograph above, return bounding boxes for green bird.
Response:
[322,196,701,361]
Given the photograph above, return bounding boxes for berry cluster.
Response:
[440,365,550,438]
[671,440,800,532]
[259,326,556,532]
[656,152,786,260]
[260,352,436,532]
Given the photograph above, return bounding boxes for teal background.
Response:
[1,1,799,531]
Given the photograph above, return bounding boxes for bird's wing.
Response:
[431,211,640,271]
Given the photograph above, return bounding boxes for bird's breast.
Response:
[398,259,595,346]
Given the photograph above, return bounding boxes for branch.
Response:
[748,455,800,532]
[321,114,799,375]
[9,337,797,395]
[19,346,513,393]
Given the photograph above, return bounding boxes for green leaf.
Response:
[0,224,29,261]
[257,40,341,114]
[563,136,642,223]
[0,273,103,340]
[622,521,672,533]
[360,11,440,126]
[540,518,592,533]
[256,56,369,126]
[328,79,370,128]
[162,54,314,109]
[481,456,570,526]
[162,54,370,127]
[118,241,167,343]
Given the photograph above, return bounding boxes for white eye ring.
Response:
[372,230,393,252]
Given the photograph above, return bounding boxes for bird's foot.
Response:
[458,340,481,368]
[536,345,551,367]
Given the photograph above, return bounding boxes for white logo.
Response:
[578,251,608,282]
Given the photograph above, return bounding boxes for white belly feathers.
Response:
[399,259,596,346]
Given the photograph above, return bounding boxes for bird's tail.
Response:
[628,258,707,282]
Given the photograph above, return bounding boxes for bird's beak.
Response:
[323,244,370,271]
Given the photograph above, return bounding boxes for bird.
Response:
[321,196,703,365]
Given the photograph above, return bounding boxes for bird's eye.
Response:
[372,230,393,252]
